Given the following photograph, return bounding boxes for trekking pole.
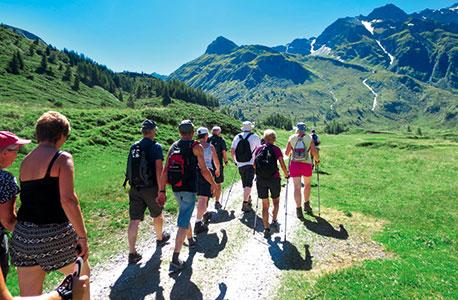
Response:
[284,156,291,242]
[317,164,321,217]
[253,195,260,235]
[223,168,238,210]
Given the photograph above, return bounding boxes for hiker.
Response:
[285,122,319,219]
[311,128,321,149]
[0,131,30,281]
[156,120,217,274]
[230,121,261,212]
[194,127,220,235]
[208,126,228,209]
[254,130,288,238]
[125,120,170,264]
[10,111,90,299]
[0,267,88,300]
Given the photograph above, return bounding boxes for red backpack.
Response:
[166,140,197,188]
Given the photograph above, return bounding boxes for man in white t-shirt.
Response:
[231,121,261,212]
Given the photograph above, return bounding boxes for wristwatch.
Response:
[56,274,73,300]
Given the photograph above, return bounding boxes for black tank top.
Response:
[171,140,198,193]
[18,151,68,224]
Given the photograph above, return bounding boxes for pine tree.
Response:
[46,45,51,56]
[162,87,171,106]
[118,90,124,101]
[72,75,80,91]
[16,51,24,70]
[37,53,48,74]
[127,94,135,108]
[416,127,422,136]
[407,125,411,133]
[28,44,35,56]
[6,53,20,74]
[62,65,72,81]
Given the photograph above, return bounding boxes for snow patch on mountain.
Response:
[361,21,375,35]
[361,20,395,66]
[363,79,378,111]
[376,41,395,65]
[450,5,458,11]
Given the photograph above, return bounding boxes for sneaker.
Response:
[241,201,253,212]
[156,231,171,247]
[128,252,142,264]
[296,207,304,220]
[270,220,280,233]
[169,259,186,275]
[214,201,222,210]
[263,228,271,238]
[194,221,209,235]
[304,202,313,215]
[203,212,212,225]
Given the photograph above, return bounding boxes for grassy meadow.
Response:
[276,132,458,299]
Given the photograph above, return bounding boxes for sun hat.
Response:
[211,126,221,133]
[296,122,307,132]
[0,131,31,149]
[241,121,254,132]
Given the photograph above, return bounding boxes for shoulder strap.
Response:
[244,132,253,140]
[238,134,243,140]
[46,151,62,177]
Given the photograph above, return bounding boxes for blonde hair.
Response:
[35,111,71,143]
[263,129,277,143]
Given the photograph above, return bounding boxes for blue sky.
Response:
[0,0,456,74]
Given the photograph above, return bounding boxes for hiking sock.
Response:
[172,252,180,264]
[196,219,202,223]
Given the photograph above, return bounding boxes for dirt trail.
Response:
[90,175,389,299]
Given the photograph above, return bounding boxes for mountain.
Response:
[0,24,218,108]
[170,3,458,129]
[151,72,168,80]
[412,3,458,25]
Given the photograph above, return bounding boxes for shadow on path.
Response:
[208,209,236,224]
[303,216,349,240]
[109,246,165,300]
[169,251,202,300]
[267,237,312,270]
[215,282,227,300]
[194,229,228,259]
[239,211,264,233]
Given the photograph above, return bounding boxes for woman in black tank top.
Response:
[11,111,90,299]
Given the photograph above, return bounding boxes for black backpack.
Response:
[255,144,278,179]
[235,133,253,162]
[311,133,320,146]
[125,141,155,189]
[166,140,197,188]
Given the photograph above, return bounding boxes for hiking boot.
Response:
[241,201,253,212]
[187,237,197,249]
[169,259,186,275]
[303,202,313,215]
[128,252,142,264]
[214,201,222,210]
[270,220,280,233]
[263,228,271,238]
[296,207,304,220]
[156,231,171,247]
[203,212,212,225]
[194,221,209,235]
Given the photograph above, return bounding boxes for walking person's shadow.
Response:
[109,246,165,300]
[206,209,236,224]
[303,216,349,239]
[239,211,264,233]
[267,237,312,270]
[194,229,228,259]
[170,250,203,300]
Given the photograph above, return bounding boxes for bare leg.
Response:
[153,214,164,240]
[128,219,141,253]
[196,196,208,220]
[17,266,46,296]
[293,177,302,208]
[272,197,280,221]
[174,226,189,254]
[187,224,193,239]
[262,199,270,228]
[214,183,222,203]
[303,176,312,203]
[59,261,91,300]
[243,187,252,203]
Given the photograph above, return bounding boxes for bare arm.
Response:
[222,150,228,164]
[285,142,292,157]
[0,199,16,232]
[155,159,163,188]
[230,148,236,163]
[158,147,172,192]
[194,145,216,186]
[58,153,88,260]
[309,142,319,163]
[211,145,220,171]
[278,156,289,178]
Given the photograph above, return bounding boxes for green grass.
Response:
[276,133,458,299]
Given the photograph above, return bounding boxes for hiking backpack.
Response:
[255,144,278,179]
[292,136,310,161]
[235,133,253,162]
[166,141,196,188]
[311,133,320,146]
[125,141,155,189]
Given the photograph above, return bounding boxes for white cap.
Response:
[211,126,221,133]
[197,127,209,136]
[241,121,254,132]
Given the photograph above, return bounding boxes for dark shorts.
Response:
[0,232,9,280]
[197,171,213,197]
[256,177,281,199]
[239,165,255,188]
[129,186,162,220]
[215,165,224,184]
[11,222,77,272]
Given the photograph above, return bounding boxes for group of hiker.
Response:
[0,111,320,299]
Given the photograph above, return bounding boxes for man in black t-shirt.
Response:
[208,126,228,209]
[126,120,170,264]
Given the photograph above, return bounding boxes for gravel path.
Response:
[90,176,389,299]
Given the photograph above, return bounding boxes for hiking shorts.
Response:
[256,177,281,199]
[290,161,313,178]
[0,232,9,280]
[239,165,255,188]
[215,165,224,184]
[129,186,162,220]
[174,192,197,229]
[197,171,212,198]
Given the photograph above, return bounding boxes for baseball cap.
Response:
[0,131,31,149]
[296,122,307,132]
[178,120,194,134]
[211,126,221,133]
[141,119,157,131]
[197,127,209,138]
